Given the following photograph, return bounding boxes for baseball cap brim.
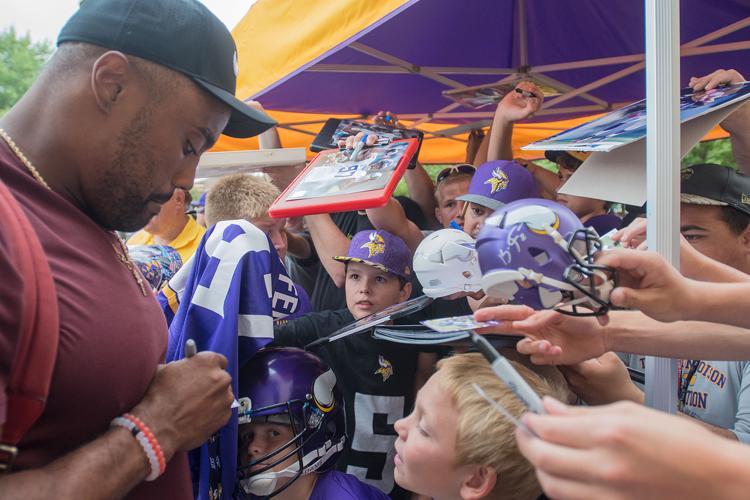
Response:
[544,150,591,164]
[333,256,409,279]
[193,77,277,138]
[456,194,504,211]
[680,193,728,206]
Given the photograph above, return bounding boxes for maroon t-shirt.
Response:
[0,141,192,499]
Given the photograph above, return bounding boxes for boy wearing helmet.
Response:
[236,347,389,499]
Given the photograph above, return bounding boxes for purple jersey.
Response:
[275,284,311,325]
[310,470,391,500]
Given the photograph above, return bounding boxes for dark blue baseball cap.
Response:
[57,0,277,138]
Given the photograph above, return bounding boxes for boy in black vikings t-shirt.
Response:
[274,229,432,500]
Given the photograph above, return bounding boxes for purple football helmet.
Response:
[476,198,616,315]
[236,348,346,497]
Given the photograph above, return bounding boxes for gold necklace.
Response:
[0,127,149,296]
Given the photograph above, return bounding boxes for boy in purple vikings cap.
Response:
[458,160,539,239]
[273,230,435,499]
[333,229,413,319]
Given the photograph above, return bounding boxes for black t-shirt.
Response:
[274,308,422,500]
[291,211,373,312]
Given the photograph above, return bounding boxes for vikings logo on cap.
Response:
[485,168,510,194]
[374,355,393,382]
[361,232,386,258]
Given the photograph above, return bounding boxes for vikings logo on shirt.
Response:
[742,193,750,205]
[361,232,386,258]
[485,167,510,194]
[374,355,393,382]
[681,167,694,181]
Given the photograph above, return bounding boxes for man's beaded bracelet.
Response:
[110,414,166,481]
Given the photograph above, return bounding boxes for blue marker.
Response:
[350,134,368,161]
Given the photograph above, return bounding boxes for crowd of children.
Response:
[4,1,750,498]
[118,65,750,500]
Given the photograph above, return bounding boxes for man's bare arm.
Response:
[0,426,149,499]
[689,69,750,174]
[0,352,233,499]
[608,310,750,360]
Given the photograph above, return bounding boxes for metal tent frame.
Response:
[266,6,749,147]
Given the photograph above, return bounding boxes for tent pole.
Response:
[644,0,680,413]
[517,0,528,67]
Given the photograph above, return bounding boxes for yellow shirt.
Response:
[127,217,205,263]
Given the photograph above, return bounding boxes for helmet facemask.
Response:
[559,228,618,316]
[236,398,339,498]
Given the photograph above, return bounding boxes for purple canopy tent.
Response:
[250,0,750,144]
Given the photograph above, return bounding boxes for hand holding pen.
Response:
[184,339,239,409]
[337,132,379,161]
[496,82,543,122]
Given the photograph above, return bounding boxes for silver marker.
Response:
[470,333,546,414]
[349,134,368,161]
[472,383,537,436]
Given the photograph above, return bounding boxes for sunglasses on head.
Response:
[436,164,476,184]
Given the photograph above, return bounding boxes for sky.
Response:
[3,0,256,44]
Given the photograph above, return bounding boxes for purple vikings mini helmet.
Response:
[236,348,346,497]
[476,198,617,316]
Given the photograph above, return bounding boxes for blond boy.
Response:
[205,173,289,259]
[394,353,568,500]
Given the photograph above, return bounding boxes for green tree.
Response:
[0,27,53,116]
[682,138,736,168]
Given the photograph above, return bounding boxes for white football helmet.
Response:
[413,229,482,298]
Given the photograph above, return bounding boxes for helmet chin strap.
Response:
[241,462,300,496]
[240,435,346,497]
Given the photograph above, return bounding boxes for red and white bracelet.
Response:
[111,413,166,481]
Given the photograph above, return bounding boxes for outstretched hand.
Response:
[474,306,610,365]
[689,69,745,92]
[495,81,543,123]
[517,398,742,500]
[373,110,403,129]
[337,131,379,150]
[595,249,698,323]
